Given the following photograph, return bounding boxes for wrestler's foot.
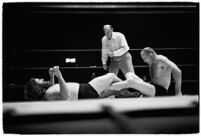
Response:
[52,66,62,78]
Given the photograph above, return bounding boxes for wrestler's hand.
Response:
[48,68,54,76]
[108,52,114,57]
[52,66,62,78]
[103,64,108,70]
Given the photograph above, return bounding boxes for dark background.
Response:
[3,2,199,101]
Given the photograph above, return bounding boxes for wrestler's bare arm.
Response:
[48,68,55,85]
[53,66,72,100]
[158,56,182,95]
[166,59,182,95]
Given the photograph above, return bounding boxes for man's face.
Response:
[140,52,152,64]
[103,27,112,40]
[35,78,45,84]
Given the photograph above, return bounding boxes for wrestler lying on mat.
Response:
[25,66,158,101]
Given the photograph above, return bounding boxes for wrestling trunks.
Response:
[150,83,168,96]
[78,83,99,99]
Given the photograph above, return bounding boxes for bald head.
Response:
[103,24,113,40]
[140,47,157,64]
[103,24,113,30]
[141,47,156,56]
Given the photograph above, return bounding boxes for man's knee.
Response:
[103,73,117,84]
[127,78,135,86]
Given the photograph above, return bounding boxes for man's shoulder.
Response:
[155,55,169,64]
[157,55,168,60]
[155,55,176,68]
[114,32,124,36]
[102,36,107,41]
[112,32,124,40]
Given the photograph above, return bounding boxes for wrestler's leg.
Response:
[99,73,148,98]
[89,73,122,95]
[120,53,135,79]
[127,79,155,97]
[125,72,143,82]
[99,73,146,98]
[99,79,131,98]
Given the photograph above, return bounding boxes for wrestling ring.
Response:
[3,48,199,134]
[3,2,199,134]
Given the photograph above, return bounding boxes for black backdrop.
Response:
[3,3,198,50]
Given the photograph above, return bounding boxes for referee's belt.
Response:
[110,51,129,61]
